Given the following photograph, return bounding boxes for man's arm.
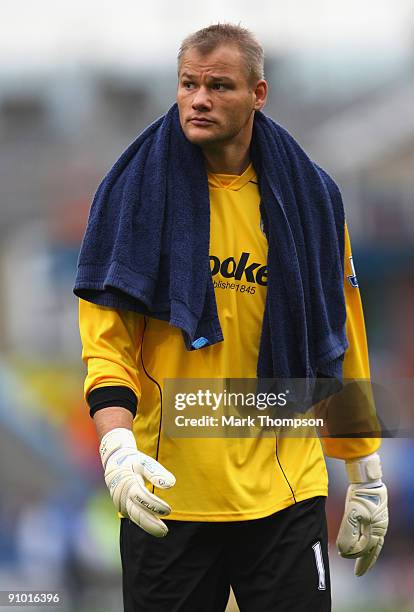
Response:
[93,406,133,441]
[78,298,176,537]
[320,223,388,576]
[79,297,143,420]
[320,222,380,457]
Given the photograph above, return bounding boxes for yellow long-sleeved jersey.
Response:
[79,163,380,521]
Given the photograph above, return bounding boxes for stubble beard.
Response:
[186,111,254,151]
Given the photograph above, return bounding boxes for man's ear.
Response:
[254,80,268,111]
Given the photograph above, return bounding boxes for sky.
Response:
[2,0,414,71]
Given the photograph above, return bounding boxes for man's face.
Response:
[177,44,264,149]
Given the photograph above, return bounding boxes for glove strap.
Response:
[99,427,137,468]
[346,452,382,484]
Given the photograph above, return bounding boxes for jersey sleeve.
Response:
[78,298,144,414]
[320,223,381,460]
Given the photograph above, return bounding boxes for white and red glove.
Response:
[337,452,388,576]
[99,428,176,537]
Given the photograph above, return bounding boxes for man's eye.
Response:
[183,82,195,89]
[212,83,226,90]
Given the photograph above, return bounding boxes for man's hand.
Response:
[337,452,388,576]
[100,427,176,537]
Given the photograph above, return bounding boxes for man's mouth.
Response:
[189,117,214,126]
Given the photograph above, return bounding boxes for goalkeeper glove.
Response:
[99,427,176,537]
[336,452,388,576]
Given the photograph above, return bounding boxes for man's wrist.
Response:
[345,452,383,485]
[99,427,137,468]
[100,427,136,447]
[93,406,134,442]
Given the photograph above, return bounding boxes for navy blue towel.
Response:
[74,103,348,384]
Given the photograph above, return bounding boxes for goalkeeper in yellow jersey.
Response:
[75,23,388,612]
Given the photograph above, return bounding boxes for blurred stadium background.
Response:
[1,1,414,610]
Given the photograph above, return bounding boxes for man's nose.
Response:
[191,86,212,111]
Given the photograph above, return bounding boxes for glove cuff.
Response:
[345,452,382,484]
[99,427,137,468]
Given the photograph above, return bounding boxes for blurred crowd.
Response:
[0,45,413,611]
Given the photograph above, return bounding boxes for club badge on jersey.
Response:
[347,256,359,288]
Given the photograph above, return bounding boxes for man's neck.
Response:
[202,142,251,176]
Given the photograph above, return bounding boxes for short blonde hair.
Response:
[178,23,265,85]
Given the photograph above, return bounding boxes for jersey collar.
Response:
[208,163,257,191]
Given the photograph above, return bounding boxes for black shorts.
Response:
[120,496,331,612]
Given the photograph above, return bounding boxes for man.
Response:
[75,24,388,612]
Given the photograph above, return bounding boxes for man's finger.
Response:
[134,454,176,489]
[336,503,371,557]
[354,539,383,577]
[128,479,172,516]
[105,470,172,516]
[126,498,169,538]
